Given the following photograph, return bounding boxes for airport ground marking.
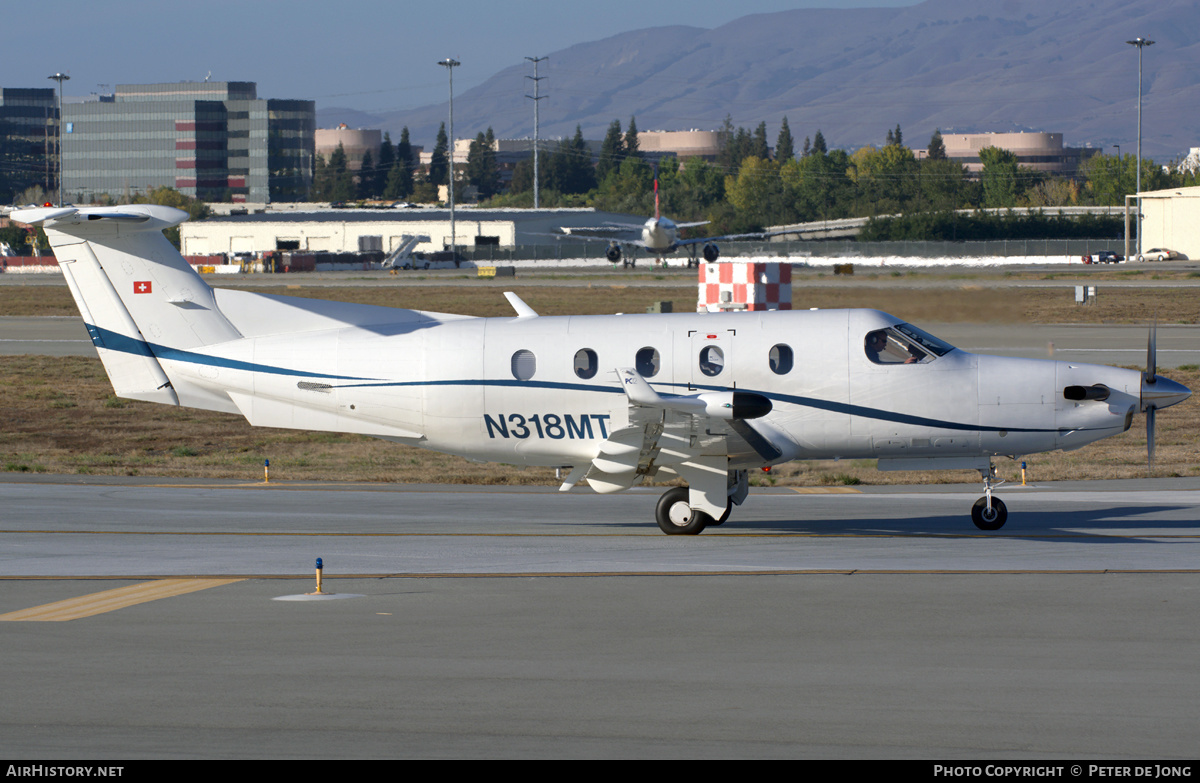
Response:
[3,570,1200,584]
[789,487,863,494]
[0,577,244,621]
[4,529,1200,541]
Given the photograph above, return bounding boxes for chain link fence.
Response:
[456,238,1129,262]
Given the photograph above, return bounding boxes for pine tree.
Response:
[624,116,640,160]
[730,127,752,170]
[812,130,827,155]
[466,133,485,196]
[396,127,413,168]
[357,150,375,199]
[894,124,903,148]
[886,128,895,146]
[466,128,500,199]
[429,123,448,187]
[751,121,770,160]
[311,153,330,201]
[481,127,499,198]
[327,143,354,201]
[775,117,795,163]
[597,119,625,183]
[384,128,414,199]
[927,129,947,160]
[570,125,596,193]
[376,132,395,195]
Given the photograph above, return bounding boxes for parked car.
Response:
[1137,247,1180,262]
[1088,251,1124,264]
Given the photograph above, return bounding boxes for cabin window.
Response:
[769,344,793,375]
[511,349,537,380]
[636,347,660,378]
[699,345,724,377]
[574,348,598,379]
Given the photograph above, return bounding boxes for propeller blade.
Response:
[1146,405,1156,477]
[1145,319,1157,384]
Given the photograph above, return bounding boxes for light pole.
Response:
[525,56,547,209]
[437,58,460,254]
[1126,37,1154,259]
[47,72,70,206]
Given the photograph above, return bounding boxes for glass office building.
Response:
[0,88,58,203]
[62,81,314,203]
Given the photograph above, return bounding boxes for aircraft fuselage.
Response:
[169,306,1151,471]
[641,217,679,254]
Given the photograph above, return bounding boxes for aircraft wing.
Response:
[562,368,788,511]
[559,223,641,237]
[673,227,793,247]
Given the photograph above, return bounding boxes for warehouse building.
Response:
[1135,185,1200,261]
[178,207,641,256]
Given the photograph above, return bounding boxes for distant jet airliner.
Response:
[560,173,787,267]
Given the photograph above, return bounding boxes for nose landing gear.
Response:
[971,464,1008,530]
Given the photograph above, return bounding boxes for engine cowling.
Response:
[606,243,622,263]
[696,391,773,420]
[703,243,719,263]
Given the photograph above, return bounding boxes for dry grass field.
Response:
[4,272,1199,323]
[3,274,1198,487]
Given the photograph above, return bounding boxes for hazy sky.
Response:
[9,0,921,114]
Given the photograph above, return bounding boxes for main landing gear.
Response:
[971,464,1007,531]
[654,470,745,535]
[655,487,733,535]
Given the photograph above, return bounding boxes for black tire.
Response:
[655,487,711,535]
[971,496,1007,530]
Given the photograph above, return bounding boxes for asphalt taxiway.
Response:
[3,476,1199,758]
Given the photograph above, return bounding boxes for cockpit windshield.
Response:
[864,323,956,365]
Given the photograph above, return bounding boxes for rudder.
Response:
[12,205,242,405]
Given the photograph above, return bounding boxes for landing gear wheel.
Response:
[971,496,1007,530]
[655,487,711,535]
[708,500,733,526]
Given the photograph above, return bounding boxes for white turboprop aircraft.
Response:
[15,204,1191,535]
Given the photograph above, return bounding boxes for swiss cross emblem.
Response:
[134,281,152,294]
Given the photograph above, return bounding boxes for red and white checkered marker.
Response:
[698,262,791,312]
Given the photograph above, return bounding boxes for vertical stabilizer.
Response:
[11,205,242,405]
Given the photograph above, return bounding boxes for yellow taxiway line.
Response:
[0,578,243,622]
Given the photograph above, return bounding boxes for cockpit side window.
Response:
[893,322,955,357]
[865,328,931,365]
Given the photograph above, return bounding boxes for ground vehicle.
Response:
[1138,248,1179,262]
[391,250,465,270]
[1086,251,1123,264]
